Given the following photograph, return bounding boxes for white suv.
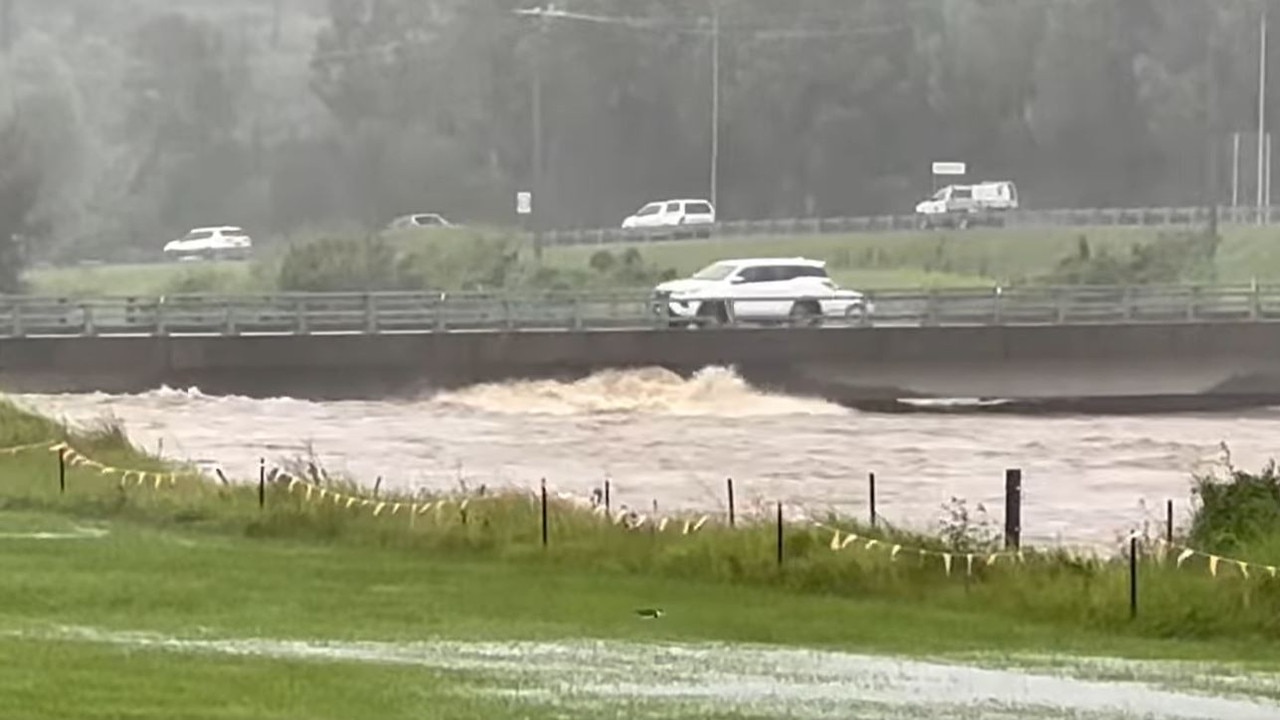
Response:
[650,257,870,327]
[621,199,715,238]
[162,226,253,261]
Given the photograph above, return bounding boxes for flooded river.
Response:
[12,366,1279,546]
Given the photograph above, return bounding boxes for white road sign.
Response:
[517,191,533,215]
[931,161,967,176]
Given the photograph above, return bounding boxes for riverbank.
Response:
[4,398,1280,716]
[1,398,1278,650]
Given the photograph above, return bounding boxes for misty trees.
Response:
[4,0,1280,259]
[0,118,41,292]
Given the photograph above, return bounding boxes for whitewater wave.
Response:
[430,366,848,418]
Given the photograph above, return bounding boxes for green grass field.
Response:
[29,223,1280,297]
[3,399,1280,717]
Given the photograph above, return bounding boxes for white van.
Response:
[621,199,715,238]
[915,181,1018,229]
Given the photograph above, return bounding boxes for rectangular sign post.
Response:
[931,161,967,193]
[518,191,540,260]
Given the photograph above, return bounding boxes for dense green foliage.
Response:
[1042,231,1222,286]
[0,116,41,292]
[1190,458,1280,554]
[0,0,1271,263]
[272,232,678,292]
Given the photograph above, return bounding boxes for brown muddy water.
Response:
[13,366,1280,546]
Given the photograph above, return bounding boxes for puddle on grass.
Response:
[14,626,1280,719]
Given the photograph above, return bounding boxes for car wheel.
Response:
[789,301,822,328]
[845,303,869,326]
[697,302,729,328]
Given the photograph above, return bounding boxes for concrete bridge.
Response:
[4,287,1280,410]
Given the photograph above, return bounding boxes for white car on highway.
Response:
[621,199,715,238]
[650,257,870,327]
[163,226,253,261]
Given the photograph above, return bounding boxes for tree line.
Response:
[0,0,1275,269]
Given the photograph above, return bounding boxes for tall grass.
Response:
[3,398,1280,642]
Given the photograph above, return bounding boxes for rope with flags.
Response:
[3,439,1279,580]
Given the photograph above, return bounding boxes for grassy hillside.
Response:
[25,223,1280,297]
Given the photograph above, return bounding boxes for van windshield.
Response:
[692,262,736,281]
[636,203,662,217]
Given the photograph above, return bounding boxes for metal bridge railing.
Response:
[2,285,1280,338]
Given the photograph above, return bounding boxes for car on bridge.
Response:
[650,257,869,328]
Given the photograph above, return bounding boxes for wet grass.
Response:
[2,398,1280,661]
[4,398,1280,716]
[0,634,529,720]
[31,223,1280,297]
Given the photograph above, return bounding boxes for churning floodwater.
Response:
[12,367,1279,546]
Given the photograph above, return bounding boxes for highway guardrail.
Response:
[537,205,1272,247]
[3,285,1280,338]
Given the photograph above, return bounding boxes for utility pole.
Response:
[710,0,721,211]
[531,20,544,238]
[514,6,552,247]
[1259,3,1269,224]
[1206,20,1220,239]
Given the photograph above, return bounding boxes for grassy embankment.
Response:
[29,223,1280,297]
[2,397,1280,718]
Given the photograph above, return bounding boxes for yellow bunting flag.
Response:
[829,531,841,551]
[1209,555,1221,577]
[890,545,902,561]
[373,502,386,516]
[392,503,403,515]
[1237,561,1251,579]
[865,539,880,551]
[943,553,953,577]
[841,535,858,550]
[966,554,975,576]
[1177,549,1195,567]
[417,502,433,515]
[459,499,471,512]
[346,497,358,509]
[692,516,708,533]
[304,485,314,501]
[658,517,670,533]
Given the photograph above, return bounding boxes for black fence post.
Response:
[869,472,877,528]
[258,459,266,509]
[604,479,611,516]
[1166,500,1174,545]
[1004,468,1022,550]
[775,502,784,567]
[540,479,549,548]
[57,448,66,495]
[727,478,736,528]
[1129,536,1139,620]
